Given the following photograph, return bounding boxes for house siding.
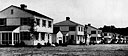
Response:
[0,7,33,18]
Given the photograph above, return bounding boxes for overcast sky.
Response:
[0,0,128,28]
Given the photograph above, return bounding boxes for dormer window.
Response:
[11,9,13,14]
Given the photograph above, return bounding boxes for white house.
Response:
[53,17,85,45]
[0,4,53,45]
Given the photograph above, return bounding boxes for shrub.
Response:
[54,42,59,46]
[37,43,42,48]
[14,41,26,47]
[80,41,84,45]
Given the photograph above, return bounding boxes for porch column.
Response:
[39,33,41,41]
[12,32,14,45]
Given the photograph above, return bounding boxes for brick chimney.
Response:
[20,4,27,9]
[88,24,91,26]
[66,17,70,21]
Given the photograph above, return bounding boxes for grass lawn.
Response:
[0,44,128,56]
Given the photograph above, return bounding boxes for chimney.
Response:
[66,17,70,20]
[88,24,91,26]
[20,4,27,9]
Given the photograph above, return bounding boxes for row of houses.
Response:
[0,4,126,46]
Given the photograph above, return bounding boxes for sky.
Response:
[0,0,128,28]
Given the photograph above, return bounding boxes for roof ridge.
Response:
[0,5,53,20]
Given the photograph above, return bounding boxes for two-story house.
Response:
[52,17,85,45]
[85,24,102,44]
[0,4,53,45]
[102,32,114,44]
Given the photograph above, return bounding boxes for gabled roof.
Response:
[85,24,99,30]
[0,5,53,20]
[54,19,83,26]
[0,26,19,31]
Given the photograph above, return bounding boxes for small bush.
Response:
[14,41,26,47]
[44,42,51,46]
[54,42,59,46]
[80,41,84,45]
[61,43,67,46]
[37,43,42,48]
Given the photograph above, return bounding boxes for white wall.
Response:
[56,31,63,44]
[77,26,84,35]
[34,16,53,33]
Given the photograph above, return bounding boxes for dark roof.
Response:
[61,31,68,35]
[0,26,19,31]
[0,5,53,20]
[54,20,83,26]
[85,24,99,30]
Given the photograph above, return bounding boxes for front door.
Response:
[59,40,62,45]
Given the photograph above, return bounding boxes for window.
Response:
[34,33,39,40]
[71,35,74,40]
[42,20,46,27]
[48,34,49,39]
[14,33,20,44]
[98,31,101,34]
[0,19,6,25]
[69,27,76,31]
[2,33,12,44]
[41,33,45,40]
[20,32,30,40]
[104,33,107,36]
[36,19,40,26]
[78,27,81,31]
[48,21,52,27]
[81,27,83,31]
[91,31,96,34]
[11,9,13,14]
[21,18,30,25]
[90,37,96,41]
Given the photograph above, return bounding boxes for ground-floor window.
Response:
[97,37,102,40]
[71,35,74,40]
[20,32,30,40]
[34,32,39,40]
[41,32,45,40]
[14,33,20,44]
[2,33,12,44]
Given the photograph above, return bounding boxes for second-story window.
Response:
[48,21,52,28]
[42,20,46,27]
[21,18,30,25]
[69,27,76,31]
[79,27,81,31]
[0,19,6,26]
[91,31,96,34]
[81,27,83,31]
[36,19,40,26]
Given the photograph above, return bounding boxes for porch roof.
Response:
[0,26,19,31]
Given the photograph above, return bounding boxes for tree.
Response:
[29,19,37,40]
